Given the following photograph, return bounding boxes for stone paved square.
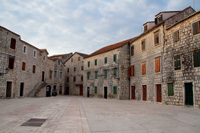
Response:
[0,96,200,133]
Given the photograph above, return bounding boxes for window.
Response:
[58,60,60,65]
[67,68,69,72]
[10,38,16,49]
[95,71,98,79]
[49,71,52,79]
[33,65,36,73]
[60,72,62,78]
[74,76,76,82]
[155,57,160,72]
[193,50,200,67]
[168,83,174,96]
[43,56,45,60]
[74,67,76,72]
[113,86,117,94]
[81,76,83,81]
[193,21,200,35]
[154,31,159,46]
[113,54,117,62]
[33,50,37,58]
[131,45,134,56]
[94,86,97,94]
[141,39,146,52]
[81,66,84,71]
[54,71,57,77]
[104,70,107,79]
[88,61,90,67]
[104,57,107,64]
[113,68,117,77]
[95,59,97,66]
[22,62,26,71]
[23,46,27,54]
[71,58,73,62]
[173,30,180,43]
[128,65,134,77]
[78,57,80,61]
[8,56,15,69]
[142,62,146,75]
[174,55,181,70]
[144,25,148,32]
[87,72,90,80]
[67,77,69,82]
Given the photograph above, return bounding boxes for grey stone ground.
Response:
[0,96,200,133]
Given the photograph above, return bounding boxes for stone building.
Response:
[83,38,135,99]
[49,53,73,64]
[0,26,65,98]
[163,9,200,107]
[64,52,88,95]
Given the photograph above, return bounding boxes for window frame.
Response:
[174,55,181,71]
[154,31,160,46]
[23,45,27,54]
[94,86,97,94]
[104,70,107,79]
[10,38,16,49]
[113,54,117,62]
[88,61,90,68]
[155,57,160,73]
[141,39,146,52]
[8,56,15,69]
[113,86,117,94]
[33,65,36,73]
[131,45,134,56]
[193,50,200,68]
[95,59,97,66]
[142,62,146,75]
[87,72,90,80]
[104,57,107,64]
[95,71,98,79]
[173,30,180,43]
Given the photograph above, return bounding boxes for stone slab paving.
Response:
[0,96,200,133]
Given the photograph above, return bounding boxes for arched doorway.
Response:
[46,85,51,97]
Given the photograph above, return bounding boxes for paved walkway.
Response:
[0,96,200,133]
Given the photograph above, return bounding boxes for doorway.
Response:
[156,84,162,102]
[80,85,83,96]
[131,86,135,100]
[185,83,193,106]
[20,82,24,97]
[6,81,12,98]
[142,85,147,101]
[46,85,51,97]
[87,87,90,97]
[65,87,69,95]
[59,86,62,95]
[104,87,107,99]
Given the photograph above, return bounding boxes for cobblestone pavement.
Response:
[0,96,200,133]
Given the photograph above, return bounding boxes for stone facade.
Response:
[0,26,65,98]
[65,52,88,95]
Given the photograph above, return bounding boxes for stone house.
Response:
[0,26,65,98]
[83,38,135,99]
[163,9,200,107]
[64,52,88,95]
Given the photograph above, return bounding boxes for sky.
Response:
[0,0,200,56]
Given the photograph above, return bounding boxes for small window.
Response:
[155,57,160,72]
[168,83,174,96]
[154,31,159,46]
[67,77,69,82]
[113,68,117,77]
[173,30,180,43]
[113,54,117,62]
[87,72,90,80]
[74,67,76,72]
[95,59,97,66]
[81,66,84,71]
[193,21,200,35]
[58,60,60,65]
[67,68,69,72]
[131,45,134,56]
[10,38,16,49]
[193,50,200,67]
[23,46,27,54]
[81,76,83,81]
[113,86,117,94]
[88,61,90,67]
[174,55,181,70]
[104,57,107,64]
[74,76,76,82]
[144,25,148,32]
[49,71,52,79]
[104,70,107,79]
[95,71,98,79]
[43,56,45,60]
[60,72,62,78]
[94,86,97,94]
[33,50,37,58]
[128,65,134,77]
[33,65,36,73]
[54,71,57,77]
[22,62,26,71]
[8,56,15,69]
[141,39,146,52]
[71,58,73,62]
[142,62,146,75]
[78,57,80,61]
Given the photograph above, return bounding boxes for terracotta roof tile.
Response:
[40,49,49,55]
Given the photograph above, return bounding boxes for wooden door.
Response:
[80,85,83,96]
[6,81,12,98]
[104,87,107,99]
[156,84,162,102]
[142,85,147,101]
[131,86,135,100]
[46,85,51,97]
[65,87,69,95]
[87,87,90,97]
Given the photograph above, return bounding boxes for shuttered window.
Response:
[194,50,200,67]
[10,38,16,49]
[67,68,69,72]
[141,39,146,52]
[67,77,69,82]
[71,58,73,62]
[74,67,76,72]
[154,31,159,46]
[74,76,76,82]
[81,76,83,81]
[33,65,36,73]
[104,57,107,64]
[78,57,80,61]
[60,72,62,78]
[113,68,117,77]
[87,72,90,80]
[81,66,84,71]
[131,45,134,56]
[193,21,200,35]
[8,56,15,69]
[168,83,174,96]
[88,61,90,67]
[173,30,180,43]
[113,54,117,62]
[49,71,52,79]
[155,57,160,72]
[95,59,97,66]
[174,55,181,70]
[95,71,98,79]
[128,65,134,77]
[22,62,26,71]
[113,86,117,94]
[54,71,57,77]
[104,70,107,79]
[142,62,146,75]
[94,86,97,94]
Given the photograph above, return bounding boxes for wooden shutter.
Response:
[33,65,36,73]
[168,83,174,96]
[128,66,131,77]
[194,51,200,67]
[131,65,134,76]
[155,57,160,72]
[193,22,199,35]
[10,38,16,49]
[142,62,146,75]
[113,86,117,94]
[9,57,15,69]
[81,76,83,81]
[154,32,159,45]
[22,62,26,71]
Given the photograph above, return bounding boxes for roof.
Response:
[143,21,155,26]
[64,52,89,64]
[49,53,73,58]
[40,49,49,55]
[85,37,136,59]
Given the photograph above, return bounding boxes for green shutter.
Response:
[113,86,117,94]
[194,51,200,67]
[95,71,98,79]
[113,54,117,62]
[113,69,117,77]
[104,70,107,79]
[87,72,90,80]
[168,83,174,96]
[105,57,107,64]
[88,61,90,67]
[95,86,97,94]
[193,22,199,35]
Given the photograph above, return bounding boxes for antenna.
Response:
[193,0,195,10]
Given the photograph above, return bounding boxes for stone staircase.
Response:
[27,82,47,97]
